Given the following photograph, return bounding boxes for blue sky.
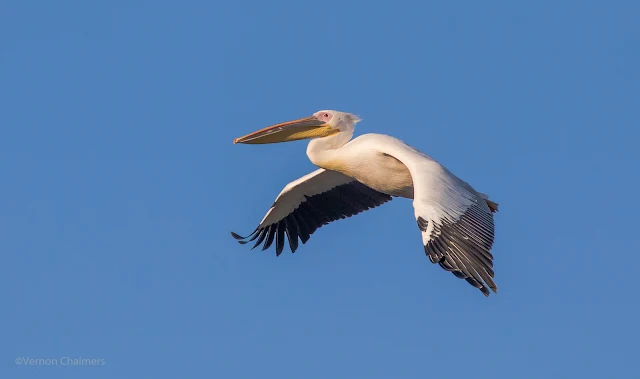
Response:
[1,1,639,378]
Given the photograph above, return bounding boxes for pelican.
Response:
[231,110,500,296]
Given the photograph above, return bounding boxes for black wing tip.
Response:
[466,276,496,297]
[467,273,498,297]
[231,227,259,241]
[480,283,498,297]
[424,241,498,297]
[234,180,393,256]
[421,199,498,297]
[460,267,498,297]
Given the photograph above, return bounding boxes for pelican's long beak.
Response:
[234,116,338,144]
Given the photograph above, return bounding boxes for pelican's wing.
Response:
[231,168,392,256]
[382,137,499,296]
[413,162,497,296]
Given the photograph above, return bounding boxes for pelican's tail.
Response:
[478,192,499,213]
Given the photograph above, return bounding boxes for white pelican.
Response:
[231,110,500,296]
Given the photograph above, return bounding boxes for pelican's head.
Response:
[233,110,361,145]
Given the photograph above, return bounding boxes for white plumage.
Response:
[232,110,499,296]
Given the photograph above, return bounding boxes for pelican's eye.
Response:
[317,112,333,122]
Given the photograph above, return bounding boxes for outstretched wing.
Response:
[231,168,392,256]
[413,163,498,296]
[377,135,499,296]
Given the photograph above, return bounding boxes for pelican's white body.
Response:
[309,133,415,198]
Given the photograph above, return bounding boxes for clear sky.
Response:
[2,1,639,378]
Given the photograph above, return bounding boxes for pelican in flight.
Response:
[231,110,500,296]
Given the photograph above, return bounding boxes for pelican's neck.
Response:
[306,131,353,167]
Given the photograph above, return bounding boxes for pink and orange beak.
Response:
[233,115,338,144]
